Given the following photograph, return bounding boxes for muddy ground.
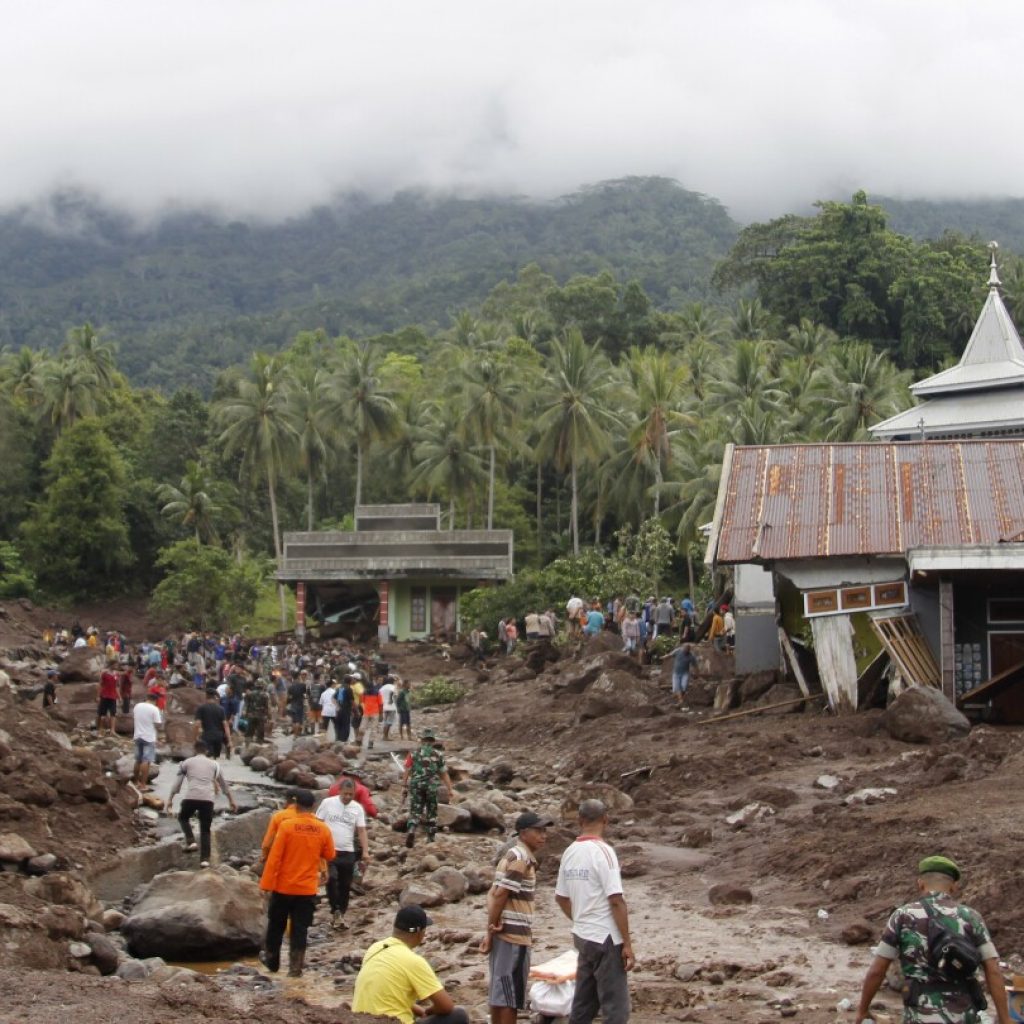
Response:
[2,604,1023,1024]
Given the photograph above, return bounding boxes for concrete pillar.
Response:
[939,579,955,701]
[295,581,306,642]
[377,580,390,645]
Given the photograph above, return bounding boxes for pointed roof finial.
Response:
[988,240,1001,288]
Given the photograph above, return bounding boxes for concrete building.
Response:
[276,504,513,643]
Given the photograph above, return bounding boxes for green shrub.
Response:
[411,676,467,708]
[0,542,36,599]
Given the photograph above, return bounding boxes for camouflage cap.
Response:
[918,855,961,881]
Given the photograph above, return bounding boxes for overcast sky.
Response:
[2,0,1021,222]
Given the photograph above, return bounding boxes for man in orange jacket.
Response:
[259,788,335,977]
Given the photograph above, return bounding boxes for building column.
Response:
[295,581,306,642]
[377,580,390,645]
[939,579,955,701]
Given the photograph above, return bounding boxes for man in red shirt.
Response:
[118,668,134,715]
[147,675,168,712]
[327,771,379,818]
[97,665,120,736]
[259,788,335,977]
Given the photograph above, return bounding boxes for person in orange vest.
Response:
[259,789,335,977]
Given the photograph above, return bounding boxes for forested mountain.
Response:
[0,177,738,389]
[876,196,1024,251]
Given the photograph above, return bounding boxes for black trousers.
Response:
[327,851,358,914]
[265,892,316,957]
[203,734,224,758]
[178,799,214,860]
[421,1010,469,1024]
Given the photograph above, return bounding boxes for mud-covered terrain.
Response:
[1,604,1021,1024]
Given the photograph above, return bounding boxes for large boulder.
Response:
[885,687,970,745]
[577,670,651,721]
[398,880,446,908]
[436,803,473,832]
[121,868,263,960]
[564,784,633,817]
[463,797,506,832]
[753,684,805,714]
[57,647,106,682]
[552,653,637,695]
[164,719,196,760]
[738,671,778,704]
[0,832,37,863]
[23,873,103,921]
[428,866,468,903]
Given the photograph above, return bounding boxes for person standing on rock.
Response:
[131,690,163,791]
[287,671,308,737]
[194,688,232,759]
[402,729,455,848]
[319,677,340,741]
[316,778,369,930]
[566,596,584,637]
[259,788,335,978]
[96,662,120,736]
[245,680,271,743]
[353,905,469,1024]
[555,798,634,1024]
[397,679,413,740]
[854,856,1010,1024]
[380,675,398,741]
[481,811,553,1024]
[167,739,237,866]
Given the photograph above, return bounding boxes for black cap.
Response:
[294,789,315,808]
[515,812,555,833]
[395,904,433,933]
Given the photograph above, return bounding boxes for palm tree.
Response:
[625,348,693,516]
[461,356,519,529]
[328,343,398,513]
[0,347,48,404]
[709,340,787,420]
[289,364,334,530]
[214,353,298,625]
[65,323,117,389]
[409,403,487,528]
[535,328,619,555]
[157,461,224,544]
[728,297,778,341]
[37,356,101,433]
[820,342,913,441]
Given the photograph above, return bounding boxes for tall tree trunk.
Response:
[487,445,495,530]
[687,552,696,604]
[354,441,363,513]
[535,461,543,567]
[653,462,663,517]
[594,502,602,546]
[448,496,455,531]
[306,475,314,532]
[268,473,287,629]
[571,457,579,557]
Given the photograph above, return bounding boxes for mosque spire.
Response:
[988,240,1001,289]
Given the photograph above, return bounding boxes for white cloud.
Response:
[1,0,1021,221]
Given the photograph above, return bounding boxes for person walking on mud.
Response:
[259,788,335,978]
[555,798,634,1024]
[316,778,369,930]
[401,729,455,848]
[854,856,1010,1024]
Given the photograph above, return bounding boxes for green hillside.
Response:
[876,195,1024,250]
[0,176,738,389]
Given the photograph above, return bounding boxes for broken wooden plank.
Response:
[697,692,827,724]
[778,627,811,697]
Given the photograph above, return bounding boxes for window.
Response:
[410,588,427,632]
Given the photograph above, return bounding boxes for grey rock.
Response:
[26,853,58,875]
[122,867,263,959]
[69,941,93,958]
[398,880,446,908]
[436,803,473,831]
[884,686,970,744]
[87,933,121,975]
[463,797,505,832]
[428,866,468,903]
[115,959,150,981]
[248,756,271,771]
[102,909,126,931]
[0,832,37,862]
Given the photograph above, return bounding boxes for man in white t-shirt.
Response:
[316,778,369,929]
[566,596,584,637]
[380,676,398,741]
[555,799,634,1024]
[319,681,340,741]
[132,691,163,791]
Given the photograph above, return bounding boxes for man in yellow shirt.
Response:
[353,905,468,1024]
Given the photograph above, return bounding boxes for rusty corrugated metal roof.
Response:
[712,440,1024,564]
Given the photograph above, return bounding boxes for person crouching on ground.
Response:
[353,905,469,1024]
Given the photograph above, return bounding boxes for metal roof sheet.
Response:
[871,390,1024,439]
[711,440,1024,564]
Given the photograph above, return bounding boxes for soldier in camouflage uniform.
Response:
[401,729,455,848]
[245,681,271,743]
[855,856,1010,1024]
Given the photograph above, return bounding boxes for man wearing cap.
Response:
[855,856,1010,1024]
[353,905,469,1024]
[259,788,335,978]
[555,798,634,1024]
[481,811,553,1024]
[402,729,456,848]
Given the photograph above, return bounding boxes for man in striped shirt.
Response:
[481,811,553,1024]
